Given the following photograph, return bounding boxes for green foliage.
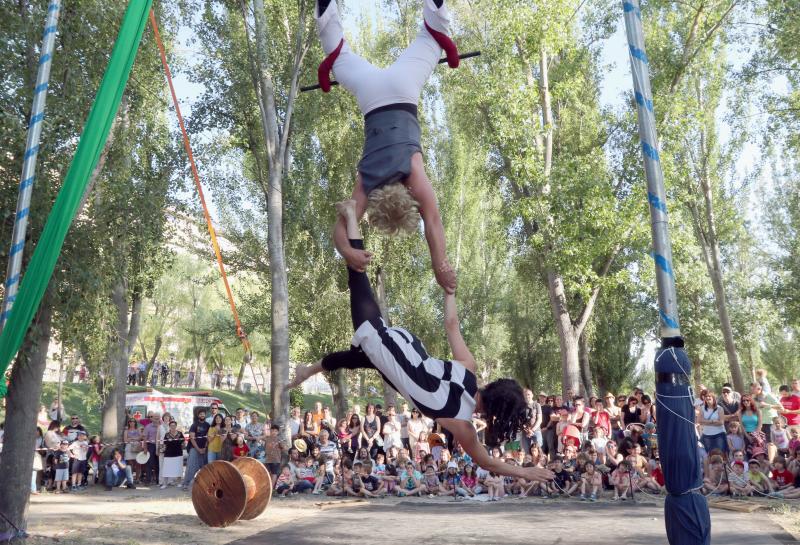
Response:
[289,387,304,410]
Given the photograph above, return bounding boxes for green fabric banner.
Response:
[0,0,153,397]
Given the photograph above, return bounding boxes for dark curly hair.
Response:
[480,378,527,447]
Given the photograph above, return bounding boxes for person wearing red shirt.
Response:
[779,385,800,433]
[770,458,800,498]
[232,435,250,459]
[591,398,611,437]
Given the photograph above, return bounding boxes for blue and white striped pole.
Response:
[623,3,711,545]
[1,0,61,331]
[622,0,680,338]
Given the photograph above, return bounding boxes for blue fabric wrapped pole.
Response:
[656,337,711,545]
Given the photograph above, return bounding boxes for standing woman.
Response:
[347,414,362,455]
[407,408,427,451]
[157,412,172,485]
[361,404,381,459]
[541,396,558,460]
[43,421,62,490]
[160,420,185,489]
[32,427,44,494]
[206,413,225,463]
[123,418,144,482]
[699,392,727,455]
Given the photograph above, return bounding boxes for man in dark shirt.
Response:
[719,385,741,422]
[182,410,209,490]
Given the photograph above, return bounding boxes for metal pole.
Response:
[0,0,62,330]
[621,0,680,338]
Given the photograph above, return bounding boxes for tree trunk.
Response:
[101,281,142,442]
[546,271,581,397]
[0,298,52,543]
[193,351,204,389]
[578,331,595,398]
[330,370,349,420]
[235,353,247,392]
[56,350,65,420]
[358,371,366,398]
[248,0,308,443]
[687,119,746,392]
[374,266,398,407]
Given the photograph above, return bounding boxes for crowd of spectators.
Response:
[5,372,799,503]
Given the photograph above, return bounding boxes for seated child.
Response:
[441,462,470,497]
[461,464,480,496]
[275,465,295,497]
[484,471,505,502]
[398,461,424,497]
[549,457,579,497]
[769,457,800,498]
[702,455,729,496]
[422,464,441,497]
[358,461,385,498]
[580,462,602,501]
[381,463,399,495]
[728,460,754,496]
[747,460,775,495]
[610,461,633,501]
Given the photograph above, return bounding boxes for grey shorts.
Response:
[358,108,422,194]
[55,468,69,482]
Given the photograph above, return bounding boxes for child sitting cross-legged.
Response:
[626,453,662,494]
[484,471,505,501]
[398,461,425,497]
[548,457,579,498]
[580,462,602,502]
[610,460,633,501]
[702,455,729,496]
[747,459,776,496]
[441,462,472,498]
[357,461,385,497]
[326,465,352,497]
[422,464,441,498]
[275,465,295,497]
[728,460,755,496]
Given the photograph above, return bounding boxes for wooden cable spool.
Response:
[191,459,273,527]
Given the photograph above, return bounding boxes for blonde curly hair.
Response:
[366,182,420,235]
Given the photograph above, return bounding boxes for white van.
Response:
[125,389,230,429]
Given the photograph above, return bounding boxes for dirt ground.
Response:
[23,486,800,545]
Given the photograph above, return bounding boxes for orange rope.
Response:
[149,10,251,354]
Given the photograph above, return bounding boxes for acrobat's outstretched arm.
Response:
[444,293,475,373]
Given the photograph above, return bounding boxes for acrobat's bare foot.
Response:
[335,199,357,221]
[284,362,321,392]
